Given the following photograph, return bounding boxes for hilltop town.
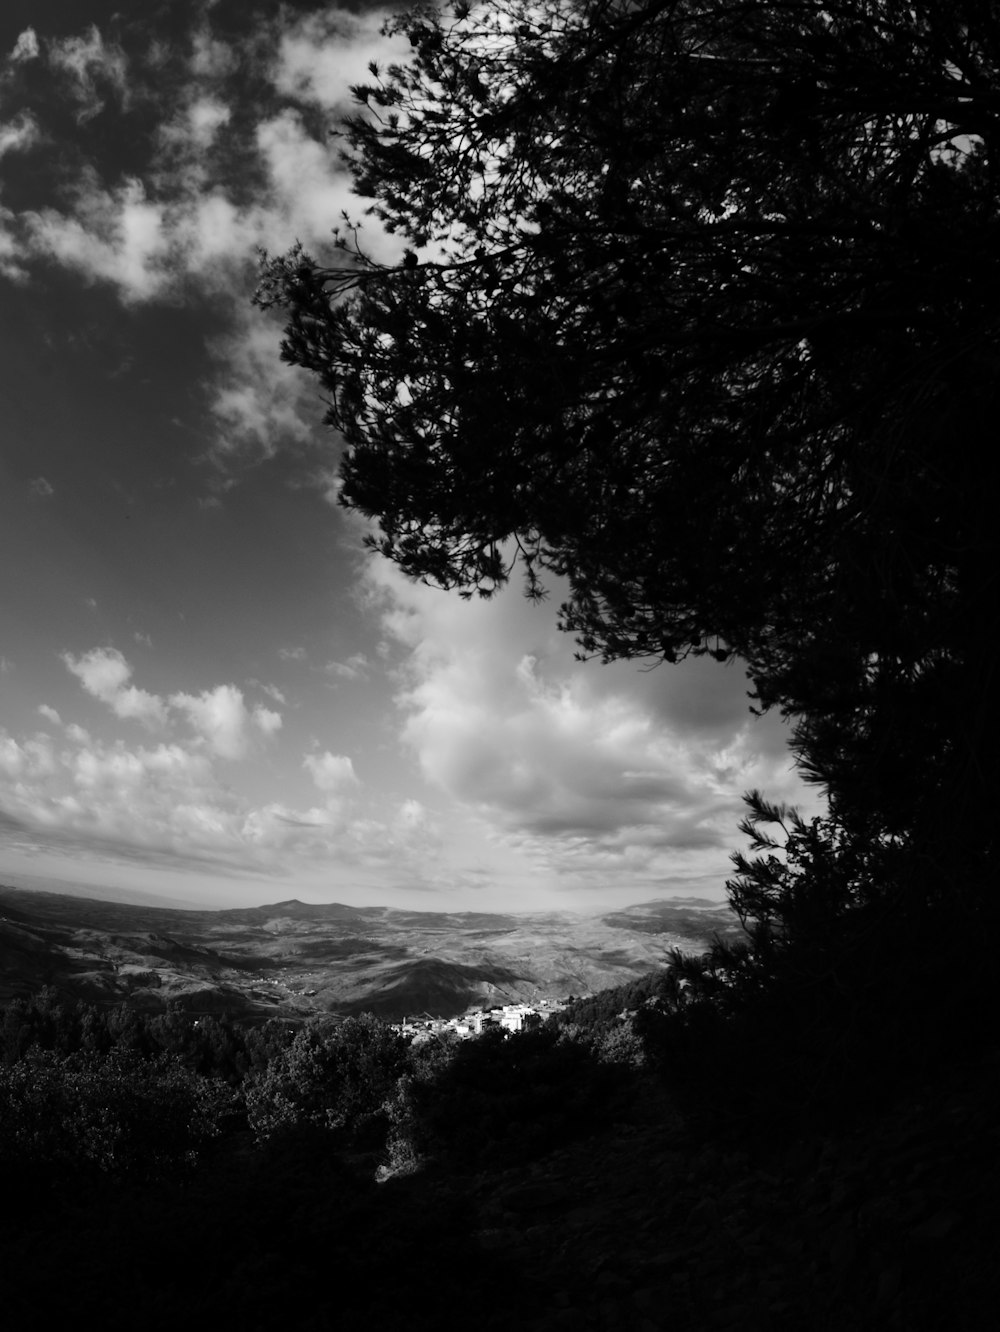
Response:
[393,998,569,1042]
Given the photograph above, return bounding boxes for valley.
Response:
[0,884,742,1021]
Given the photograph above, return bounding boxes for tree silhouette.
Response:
[258,0,997,926]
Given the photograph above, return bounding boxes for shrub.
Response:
[384,1025,630,1172]
[245,1014,409,1144]
[0,1046,237,1182]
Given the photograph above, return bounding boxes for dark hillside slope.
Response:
[0,1039,994,1330]
[334,956,526,1017]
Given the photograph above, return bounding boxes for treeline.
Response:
[1,986,294,1081]
[0,987,640,1190]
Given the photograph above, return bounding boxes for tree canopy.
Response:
[258,0,998,924]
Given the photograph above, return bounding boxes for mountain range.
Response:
[0,883,742,1020]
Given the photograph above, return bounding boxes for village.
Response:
[391,997,569,1043]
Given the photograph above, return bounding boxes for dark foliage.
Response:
[0,987,294,1082]
[385,1024,633,1171]
[0,1046,237,1186]
[245,1012,410,1147]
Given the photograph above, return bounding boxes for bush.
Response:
[384,1025,630,1173]
[245,1014,409,1145]
[0,1046,237,1182]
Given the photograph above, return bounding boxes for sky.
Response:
[0,0,820,913]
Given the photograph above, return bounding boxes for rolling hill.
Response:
[0,883,742,1020]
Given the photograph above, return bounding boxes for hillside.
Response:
[0,884,742,1019]
[0,1033,993,1330]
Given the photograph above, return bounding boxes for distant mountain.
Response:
[0,883,739,1020]
[600,898,742,941]
[0,868,199,910]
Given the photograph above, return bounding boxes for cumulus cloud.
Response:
[273,9,405,110]
[37,704,62,726]
[26,173,175,303]
[0,719,433,882]
[9,29,40,64]
[0,724,243,866]
[157,95,231,157]
[169,683,253,759]
[303,750,359,794]
[60,648,284,761]
[369,558,817,893]
[28,475,54,497]
[63,646,169,727]
[252,704,282,737]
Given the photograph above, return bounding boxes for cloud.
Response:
[0,725,243,866]
[47,25,128,123]
[26,174,173,303]
[325,653,370,682]
[37,705,62,726]
[157,95,231,157]
[169,683,253,759]
[10,29,40,64]
[0,111,40,158]
[304,750,359,794]
[369,558,817,891]
[253,107,359,245]
[0,720,434,882]
[273,9,406,112]
[60,647,285,761]
[62,646,169,727]
[205,308,317,460]
[0,215,24,279]
[252,704,282,737]
[0,8,407,471]
[28,475,54,497]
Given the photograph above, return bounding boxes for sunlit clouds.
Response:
[0,643,438,883]
[368,559,815,898]
[63,646,169,728]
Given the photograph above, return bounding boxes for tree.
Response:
[257,0,998,920]
[245,1015,409,1144]
[0,1047,236,1181]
